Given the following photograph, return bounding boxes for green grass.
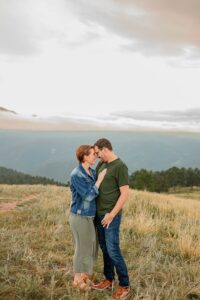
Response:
[0,185,200,300]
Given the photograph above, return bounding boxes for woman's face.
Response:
[84,148,97,165]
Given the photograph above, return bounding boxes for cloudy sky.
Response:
[1,0,200,127]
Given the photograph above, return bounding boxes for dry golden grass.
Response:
[168,186,200,201]
[0,184,200,300]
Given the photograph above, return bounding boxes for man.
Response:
[92,138,130,299]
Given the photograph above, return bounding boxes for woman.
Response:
[69,145,106,290]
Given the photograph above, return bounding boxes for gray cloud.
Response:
[1,106,200,131]
[0,0,38,55]
[0,0,100,56]
[1,0,200,59]
[68,0,200,58]
[0,0,69,56]
[111,108,200,123]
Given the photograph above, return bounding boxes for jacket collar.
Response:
[79,163,94,179]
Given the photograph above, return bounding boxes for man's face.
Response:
[94,146,107,162]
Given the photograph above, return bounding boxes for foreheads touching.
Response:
[76,145,96,164]
[94,138,113,161]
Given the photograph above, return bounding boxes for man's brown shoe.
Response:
[112,286,131,299]
[92,279,114,291]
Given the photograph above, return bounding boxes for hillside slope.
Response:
[0,166,64,186]
[0,185,199,299]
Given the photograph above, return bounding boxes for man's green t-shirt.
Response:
[96,158,129,215]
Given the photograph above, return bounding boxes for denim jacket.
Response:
[70,164,99,217]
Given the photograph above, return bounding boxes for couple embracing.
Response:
[69,138,130,299]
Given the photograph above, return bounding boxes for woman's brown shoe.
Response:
[71,276,91,291]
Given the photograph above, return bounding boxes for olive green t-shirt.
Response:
[96,158,129,215]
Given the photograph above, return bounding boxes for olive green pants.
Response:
[69,213,98,275]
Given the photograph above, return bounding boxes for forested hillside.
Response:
[130,167,200,192]
[0,166,65,186]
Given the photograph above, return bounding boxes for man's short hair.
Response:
[94,138,113,151]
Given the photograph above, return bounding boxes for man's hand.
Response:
[101,212,115,229]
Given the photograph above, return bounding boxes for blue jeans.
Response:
[95,214,129,287]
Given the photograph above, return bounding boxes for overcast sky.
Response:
[1,0,200,118]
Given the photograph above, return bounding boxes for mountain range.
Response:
[0,130,200,183]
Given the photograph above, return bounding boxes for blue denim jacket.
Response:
[70,164,99,217]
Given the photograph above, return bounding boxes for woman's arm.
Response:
[70,169,107,202]
[95,168,107,189]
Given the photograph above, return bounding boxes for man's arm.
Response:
[101,185,129,228]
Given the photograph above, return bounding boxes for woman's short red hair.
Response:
[76,145,94,163]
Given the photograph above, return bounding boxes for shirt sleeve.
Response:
[70,173,99,202]
[116,163,129,187]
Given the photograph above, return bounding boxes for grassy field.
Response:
[0,185,200,300]
[168,187,200,201]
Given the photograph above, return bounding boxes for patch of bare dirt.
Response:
[0,194,38,211]
[0,202,17,211]
[22,194,38,201]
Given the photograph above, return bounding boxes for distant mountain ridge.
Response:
[0,131,200,183]
[0,106,17,114]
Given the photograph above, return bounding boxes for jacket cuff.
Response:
[93,185,99,195]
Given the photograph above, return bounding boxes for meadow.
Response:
[168,187,200,201]
[0,185,199,300]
